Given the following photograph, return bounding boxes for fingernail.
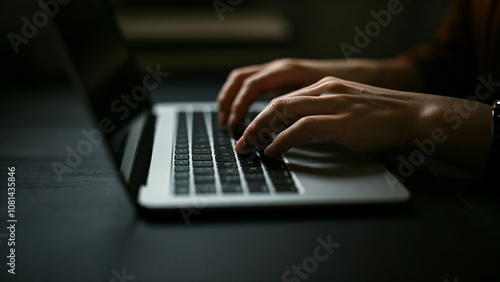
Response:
[234,138,245,152]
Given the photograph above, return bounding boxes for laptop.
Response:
[50,0,409,214]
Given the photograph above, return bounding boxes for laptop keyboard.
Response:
[173,111,298,196]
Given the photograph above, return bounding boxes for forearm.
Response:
[315,58,493,171]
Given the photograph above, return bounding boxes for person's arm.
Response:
[217,57,424,129]
[397,0,477,99]
[311,58,425,92]
[217,0,475,128]
[234,78,493,173]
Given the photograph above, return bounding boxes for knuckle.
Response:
[242,77,259,90]
[217,95,227,105]
[297,116,317,131]
[275,129,288,142]
[231,100,244,113]
[272,58,298,69]
[228,68,245,80]
[320,78,345,91]
[245,122,256,135]
[318,76,335,83]
[269,97,289,112]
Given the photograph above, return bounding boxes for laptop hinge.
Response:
[127,112,156,200]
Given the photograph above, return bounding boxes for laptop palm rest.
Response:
[285,141,409,202]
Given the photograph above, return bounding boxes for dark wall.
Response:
[1,0,451,82]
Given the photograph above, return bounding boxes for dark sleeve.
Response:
[398,0,478,98]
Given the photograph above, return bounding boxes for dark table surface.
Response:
[0,79,499,282]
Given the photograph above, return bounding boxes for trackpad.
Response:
[283,141,408,200]
[285,141,386,177]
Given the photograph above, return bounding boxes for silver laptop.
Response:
[51,0,409,213]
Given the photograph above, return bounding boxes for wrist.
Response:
[413,95,493,171]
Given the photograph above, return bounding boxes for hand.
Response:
[234,77,492,171]
[217,58,351,128]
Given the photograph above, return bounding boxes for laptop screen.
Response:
[51,0,159,194]
[52,0,153,143]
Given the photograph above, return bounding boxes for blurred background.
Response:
[1,0,451,86]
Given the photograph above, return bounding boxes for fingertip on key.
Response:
[234,138,244,152]
[264,145,275,158]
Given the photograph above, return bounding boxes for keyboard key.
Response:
[174,172,189,179]
[175,166,189,172]
[213,138,231,146]
[219,175,241,185]
[272,177,294,185]
[193,167,214,175]
[244,173,265,182]
[175,178,189,185]
[222,185,242,194]
[217,162,238,169]
[175,186,189,195]
[193,138,210,143]
[239,159,261,167]
[174,154,189,160]
[193,144,211,149]
[262,158,286,170]
[267,170,291,178]
[192,155,213,161]
[215,151,233,157]
[242,166,263,173]
[248,183,269,193]
[218,168,240,176]
[194,175,215,183]
[274,183,298,193]
[175,149,189,154]
[174,183,189,195]
[214,146,232,151]
[176,143,189,149]
[193,161,213,167]
[196,185,216,194]
[215,156,236,162]
[192,149,212,155]
[174,160,189,166]
[237,152,256,159]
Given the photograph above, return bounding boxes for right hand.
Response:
[217,58,344,128]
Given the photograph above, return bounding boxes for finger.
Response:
[263,115,347,157]
[282,77,362,99]
[234,96,341,153]
[217,65,263,124]
[227,65,309,128]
